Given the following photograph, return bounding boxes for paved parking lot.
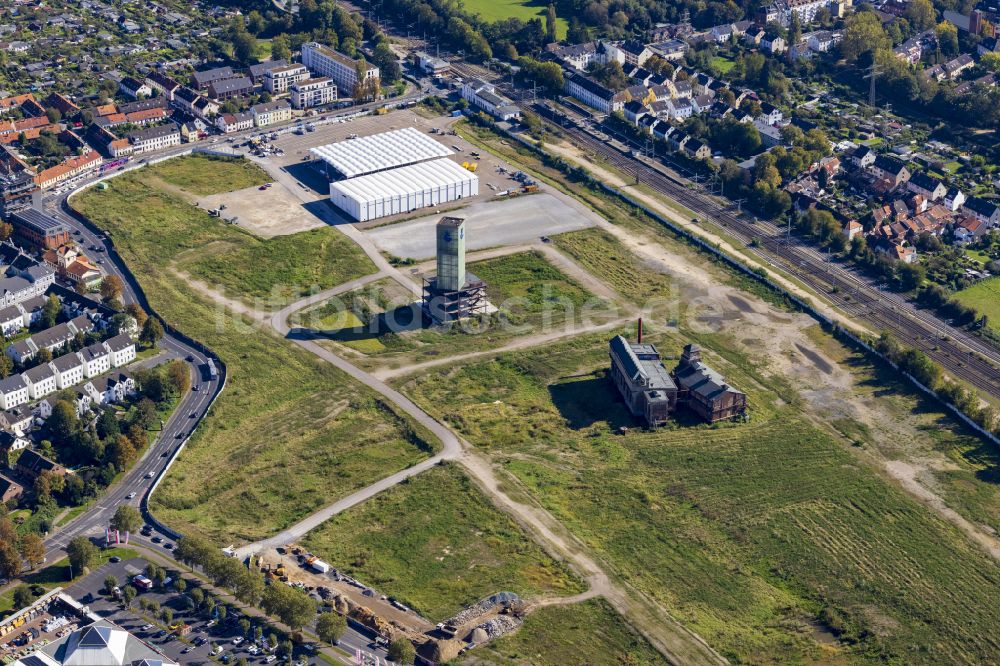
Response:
[74,558,322,666]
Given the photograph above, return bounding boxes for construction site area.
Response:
[254,546,528,661]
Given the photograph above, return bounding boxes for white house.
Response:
[1,405,32,435]
[289,77,337,110]
[263,64,309,94]
[963,197,1000,226]
[0,430,28,454]
[564,72,626,114]
[89,371,136,405]
[907,172,947,201]
[216,112,254,134]
[79,341,112,378]
[944,188,966,212]
[251,100,292,128]
[0,304,26,337]
[0,375,29,410]
[49,352,85,390]
[22,363,57,400]
[301,42,379,95]
[103,334,136,367]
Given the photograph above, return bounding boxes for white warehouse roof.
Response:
[329,158,479,222]
[310,127,453,179]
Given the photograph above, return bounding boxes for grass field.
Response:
[552,228,671,304]
[149,154,268,196]
[71,157,434,543]
[466,598,668,666]
[302,252,607,369]
[954,277,1000,333]
[85,155,374,306]
[398,327,1000,664]
[710,56,735,74]
[303,462,584,620]
[461,0,567,37]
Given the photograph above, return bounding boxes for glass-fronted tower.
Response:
[436,216,465,291]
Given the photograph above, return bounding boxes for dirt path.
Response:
[373,315,634,381]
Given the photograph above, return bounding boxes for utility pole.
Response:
[864,60,882,108]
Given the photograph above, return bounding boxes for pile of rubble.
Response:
[473,614,522,642]
[444,591,523,627]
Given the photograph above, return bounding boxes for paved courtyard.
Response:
[363,192,601,260]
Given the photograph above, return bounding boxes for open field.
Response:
[302,462,585,621]
[954,277,1000,333]
[459,0,567,37]
[304,252,615,370]
[77,157,375,307]
[148,154,268,196]
[71,157,434,544]
[551,228,672,304]
[465,598,668,666]
[398,325,1000,664]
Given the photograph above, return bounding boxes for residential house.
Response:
[0,405,31,435]
[146,71,180,100]
[103,334,136,367]
[191,66,234,90]
[618,39,654,66]
[944,187,966,212]
[545,42,598,70]
[249,59,289,83]
[14,448,65,481]
[963,196,1000,226]
[79,341,112,378]
[49,351,84,389]
[953,216,989,244]
[684,137,711,160]
[208,77,253,101]
[851,144,876,168]
[844,219,863,240]
[23,362,57,400]
[127,123,181,154]
[907,172,947,201]
[648,39,687,61]
[0,474,23,503]
[119,76,151,99]
[251,100,292,128]
[216,111,254,134]
[0,374,29,410]
[871,155,911,187]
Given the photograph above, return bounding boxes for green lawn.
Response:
[303,462,584,620]
[466,598,669,666]
[954,277,1000,333]
[461,0,567,38]
[398,327,1000,664]
[71,157,435,544]
[710,56,736,74]
[83,156,374,307]
[474,251,593,316]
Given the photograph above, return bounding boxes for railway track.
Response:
[527,104,1000,401]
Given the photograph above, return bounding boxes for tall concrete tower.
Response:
[436,216,466,291]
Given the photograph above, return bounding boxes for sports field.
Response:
[461,0,567,37]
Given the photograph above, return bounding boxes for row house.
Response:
[0,295,46,337]
[33,151,102,190]
[209,76,254,101]
[146,71,181,100]
[0,405,32,437]
[216,111,254,134]
[906,172,947,201]
[191,66,235,90]
[564,72,626,114]
[119,76,152,99]
[6,314,94,364]
[127,123,181,154]
[871,155,911,188]
[251,100,293,128]
[963,196,1000,226]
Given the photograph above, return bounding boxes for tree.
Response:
[272,34,291,61]
[246,10,266,35]
[42,293,60,328]
[904,0,936,31]
[841,11,890,62]
[124,303,147,329]
[100,275,124,303]
[122,584,136,608]
[261,583,316,631]
[13,585,34,608]
[48,400,80,441]
[166,360,191,396]
[19,534,46,570]
[315,612,346,645]
[190,587,205,608]
[140,317,164,348]
[107,434,137,470]
[110,504,141,534]
[232,29,258,65]
[161,607,174,625]
[0,540,21,580]
[175,578,187,594]
[545,4,557,43]
[67,536,98,575]
[104,575,119,594]
[387,638,415,664]
[239,618,251,636]
[981,51,1000,73]
[218,604,228,622]
[0,354,12,380]
[0,221,12,242]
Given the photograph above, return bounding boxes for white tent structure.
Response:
[329,158,479,222]
[310,126,452,179]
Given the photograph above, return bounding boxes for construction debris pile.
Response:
[444,591,524,628]
[472,614,522,642]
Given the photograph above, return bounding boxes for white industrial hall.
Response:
[329,157,479,222]
[315,126,480,223]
